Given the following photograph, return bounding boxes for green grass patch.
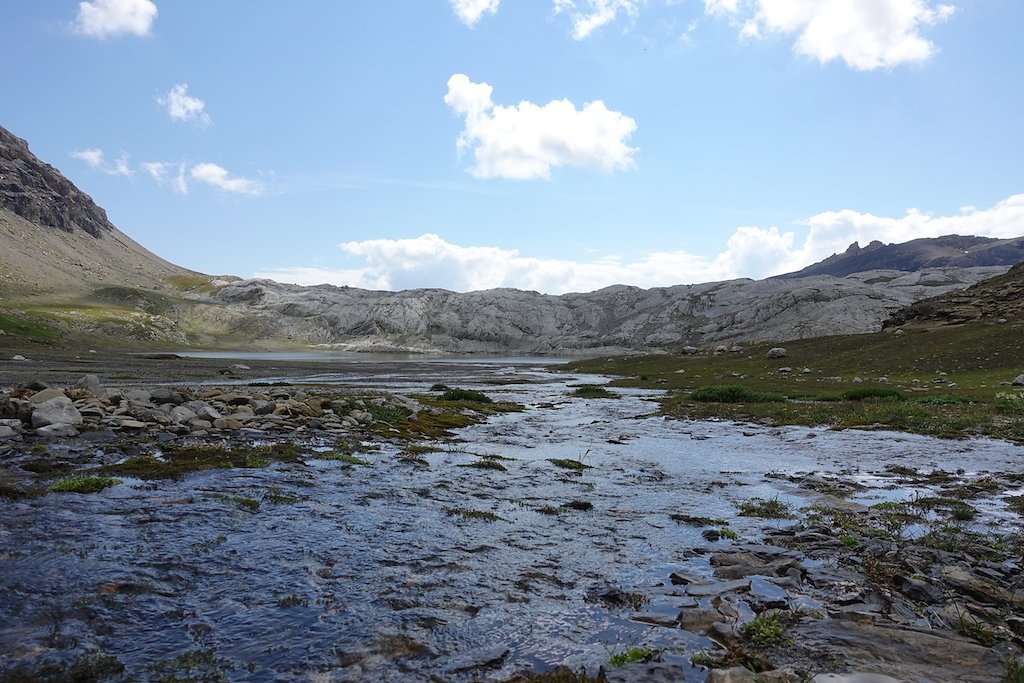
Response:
[100,443,303,480]
[0,311,60,342]
[737,497,794,519]
[548,458,592,471]
[741,614,787,647]
[570,384,618,399]
[841,387,906,401]
[438,387,493,403]
[608,647,656,667]
[690,385,785,403]
[47,476,121,494]
[458,460,508,472]
[314,451,371,466]
[445,507,502,522]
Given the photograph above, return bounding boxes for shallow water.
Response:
[1,362,1021,681]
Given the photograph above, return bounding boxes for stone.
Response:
[894,328,906,337]
[124,389,153,404]
[677,607,721,634]
[117,419,148,430]
[75,374,104,396]
[11,355,27,361]
[1012,374,1024,386]
[766,347,787,359]
[35,423,79,438]
[213,418,243,430]
[31,396,83,427]
[28,388,66,404]
[682,345,698,355]
[0,425,20,441]
[150,388,185,405]
[812,676,902,683]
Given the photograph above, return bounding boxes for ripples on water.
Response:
[1,360,1021,681]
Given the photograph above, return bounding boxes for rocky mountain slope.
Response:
[886,260,1024,328]
[0,125,198,298]
[776,235,1024,279]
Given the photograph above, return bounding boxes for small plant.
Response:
[31,444,47,456]
[439,388,493,403]
[227,496,260,512]
[690,385,785,403]
[740,614,786,647]
[315,451,371,466]
[737,497,794,519]
[548,458,592,471]
[48,476,121,494]
[429,383,451,392]
[995,391,1024,415]
[608,647,656,667]
[571,384,618,399]
[951,504,977,522]
[445,507,502,522]
[458,460,508,472]
[840,534,859,548]
[277,594,308,608]
[719,527,738,540]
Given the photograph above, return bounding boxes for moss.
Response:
[227,496,260,512]
[314,452,371,466]
[548,458,592,471]
[101,443,304,480]
[150,648,228,682]
[458,460,508,472]
[277,594,308,608]
[438,388,493,403]
[47,476,121,494]
[561,500,593,511]
[670,513,728,526]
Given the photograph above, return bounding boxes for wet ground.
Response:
[1,358,1022,681]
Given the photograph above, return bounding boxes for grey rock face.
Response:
[210,267,1005,354]
[30,396,83,428]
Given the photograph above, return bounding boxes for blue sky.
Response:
[2,0,1023,293]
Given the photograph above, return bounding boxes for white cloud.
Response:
[254,194,1024,294]
[554,0,642,40]
[70,148,133,177]
[141,161,188,194]
[444,73,638,180]
[190,162,263,196]
[451,0,499,26]
[157,84,212,126]
[74,0,157,38]
[708,0,956,70]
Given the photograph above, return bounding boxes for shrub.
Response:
[690,385,785,403]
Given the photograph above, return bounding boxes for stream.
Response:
[1,359,1022,681]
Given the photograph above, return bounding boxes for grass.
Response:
[737,497,794,519]
[548,458,592,471]
[740,614,787,647]
[565,319,1024,442]
[0,311,61,342]
[458,460,508,472]
[47,476,121,493]
[445,507,502,522]
[571,384,618,399]
[100,443,303,480]
[313,451,371,466]
[607,647,656,667]
[438,387,493,403]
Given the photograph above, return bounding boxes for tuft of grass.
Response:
[548,458,592,471]
[48,476,121,494]
[740,614,787,647]
[277,594,308,608]
[458,460,508,472]
[227,496,260,512]
[719,527,739,540]
[100,443,303,480]
[439,387,493,403]
[314,451,371,466]
[571,384,618,399]
[445,507,502,522]
[690,385,785,403]
[608,647,656,667]
[737,497,794,519]
[561,500,593,511]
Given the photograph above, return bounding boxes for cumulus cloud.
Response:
[141,161,188,194]
[554,0,642,40]
[254,194,1024,294]
[444,73,638,180]
[189,162,263,196]
[70,148,133,176]
[708,0,956,70]
[157,84,212,126]
[450,0,499,26]
[74,0,157,38]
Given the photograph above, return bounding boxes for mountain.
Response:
[775,235,1024,279]
[0,125,199,298]
[885,260,1024,329]
[0,123,1021,352]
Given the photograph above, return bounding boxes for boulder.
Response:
[31,396,83,428]
[35,423,79,438]
[682,345,698,355]
[75,374,103,396]
[1012,374,1024,386]
[0,425,20,441]
[28,387,66,404]
[766,347,787,359]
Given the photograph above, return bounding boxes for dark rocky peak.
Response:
[0,125,115,238]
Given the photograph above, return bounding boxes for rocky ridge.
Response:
[210,266,1008,354]
[886,260,1024,328]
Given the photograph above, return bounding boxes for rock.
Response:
[766,347,787,359]
[682,345,698,355]
[31,396,83,427]
[28,388,66,404]
[812,676,902,683]
[11,355,27,361]
[75,374,103,396]
[35,423,79,438]
[714,345,729,356]
[1012,374,1024,386]
[0,425,20,441]
[150,388,185,405]
[229,364,251,371]
[894,328,906,337]
[117,419,148,430]
[124,389,152,404]
[852,376,863,383]
[677,607,722,634]
[777,367,792,373]
[939,566,1008,605]
[213,418,243,430]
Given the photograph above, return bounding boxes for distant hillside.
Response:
[886,260,1024,328]
[776,235,1024,279]
[0,124,201,298]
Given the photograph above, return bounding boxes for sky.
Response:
[2,0,1023,294]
